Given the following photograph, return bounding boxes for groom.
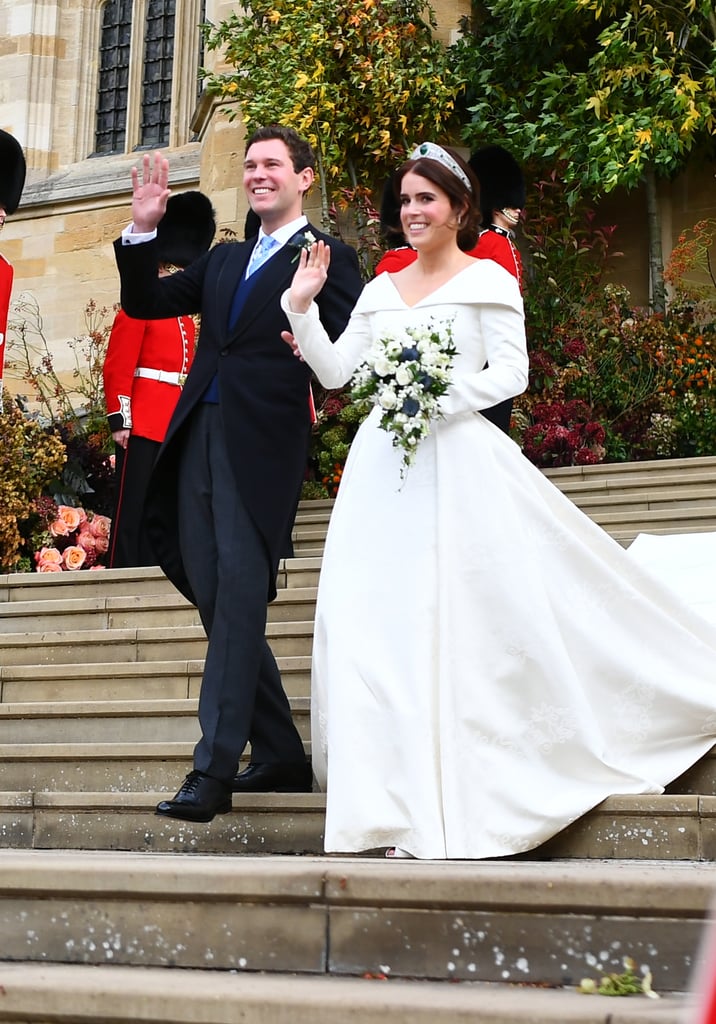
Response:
[114,125,363,822]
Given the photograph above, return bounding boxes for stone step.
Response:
[611,523,716,546]
[0,962,692,1023]
[0,731,711,797]
[0,790,713,860]
[543,454,716,485]
[0,696,310,744]
[0,849,711,993]
[0,621,314,666]
[292,507,716,550]
[574,485,716,513]
[0,656,311,702]
[0,586,318,635]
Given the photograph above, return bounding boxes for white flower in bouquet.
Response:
[350,318,457,477]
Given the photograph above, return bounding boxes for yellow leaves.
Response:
[586,86,612,119]
[634,128,652,145]
[268,9,281,23]
[676,73,701,97]
[295,72,309,89]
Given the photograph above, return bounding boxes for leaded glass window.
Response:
[95,0,132,155]
[140,0,175,148]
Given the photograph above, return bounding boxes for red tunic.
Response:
[103,311,196,442]
[374,230,523,290]
[0,255,14,390]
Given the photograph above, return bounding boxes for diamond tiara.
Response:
[408,142,473,193]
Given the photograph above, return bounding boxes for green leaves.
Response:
[452,0,716,198]
[201,0,463,225]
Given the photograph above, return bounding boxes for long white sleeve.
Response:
[280,290,372,389]
[440,301,528,416]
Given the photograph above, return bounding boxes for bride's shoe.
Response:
[385,846,415,859]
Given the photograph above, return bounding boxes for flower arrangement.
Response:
[290,230,317,263]
[350,319,457,477]
[34,502,111,572]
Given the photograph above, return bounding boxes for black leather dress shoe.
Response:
[155,770,232,822]
[231,761,313,793]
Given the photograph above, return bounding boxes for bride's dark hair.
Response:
[393,146,481,251]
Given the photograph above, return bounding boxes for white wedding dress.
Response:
[283,261,716,860]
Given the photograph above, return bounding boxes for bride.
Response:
[281,142,716,860]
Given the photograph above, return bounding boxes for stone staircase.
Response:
[0,455,715,1022]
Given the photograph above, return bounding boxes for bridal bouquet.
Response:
[350,318,457,477]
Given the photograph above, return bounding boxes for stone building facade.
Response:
[0,0,713,398]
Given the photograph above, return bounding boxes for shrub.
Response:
[0,394,67,573]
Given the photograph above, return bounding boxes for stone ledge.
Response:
[0,962,692,1023]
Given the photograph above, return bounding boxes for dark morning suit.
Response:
[114,227,363,781]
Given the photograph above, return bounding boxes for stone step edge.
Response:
[0,848,714,912]
[0,586,318,618]
[542,454,716,478]
[0,696,309,719]
[0,963,691,1023]
[0,619,315,647]
[2,789,715,822]
[0,656,310,682]
[0,741,313,759]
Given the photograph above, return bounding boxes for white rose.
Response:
[395,364,413,386]
[379,388,398,410]
[374,356,394,377]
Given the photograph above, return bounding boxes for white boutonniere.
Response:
[290,230,318,263]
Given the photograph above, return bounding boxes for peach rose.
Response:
[62,545,87,571]
[89,565,106,571]
[94,535,109,555]
[35,546,62,565]
[37,561,63,573]
[77,530,96,553]
[56,505,83,532]
[49,518,70,537]
[89,514,111,539]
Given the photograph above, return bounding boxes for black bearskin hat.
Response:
[0,130,26,215]
[379,174,405,247]
[156,191,216,268]
[468,146,525,226]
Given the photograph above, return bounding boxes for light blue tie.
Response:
[247,234,279,276]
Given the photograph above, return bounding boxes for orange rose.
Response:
[56,505,83,532]
[37,561,63,573]
[62,545,87,571]
[36,546,62,565]
[49,518,70,537]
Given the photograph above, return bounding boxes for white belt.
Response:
[134,367,187,387]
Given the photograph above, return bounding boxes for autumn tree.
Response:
[451,0,716,311]
[201,0,463,249]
